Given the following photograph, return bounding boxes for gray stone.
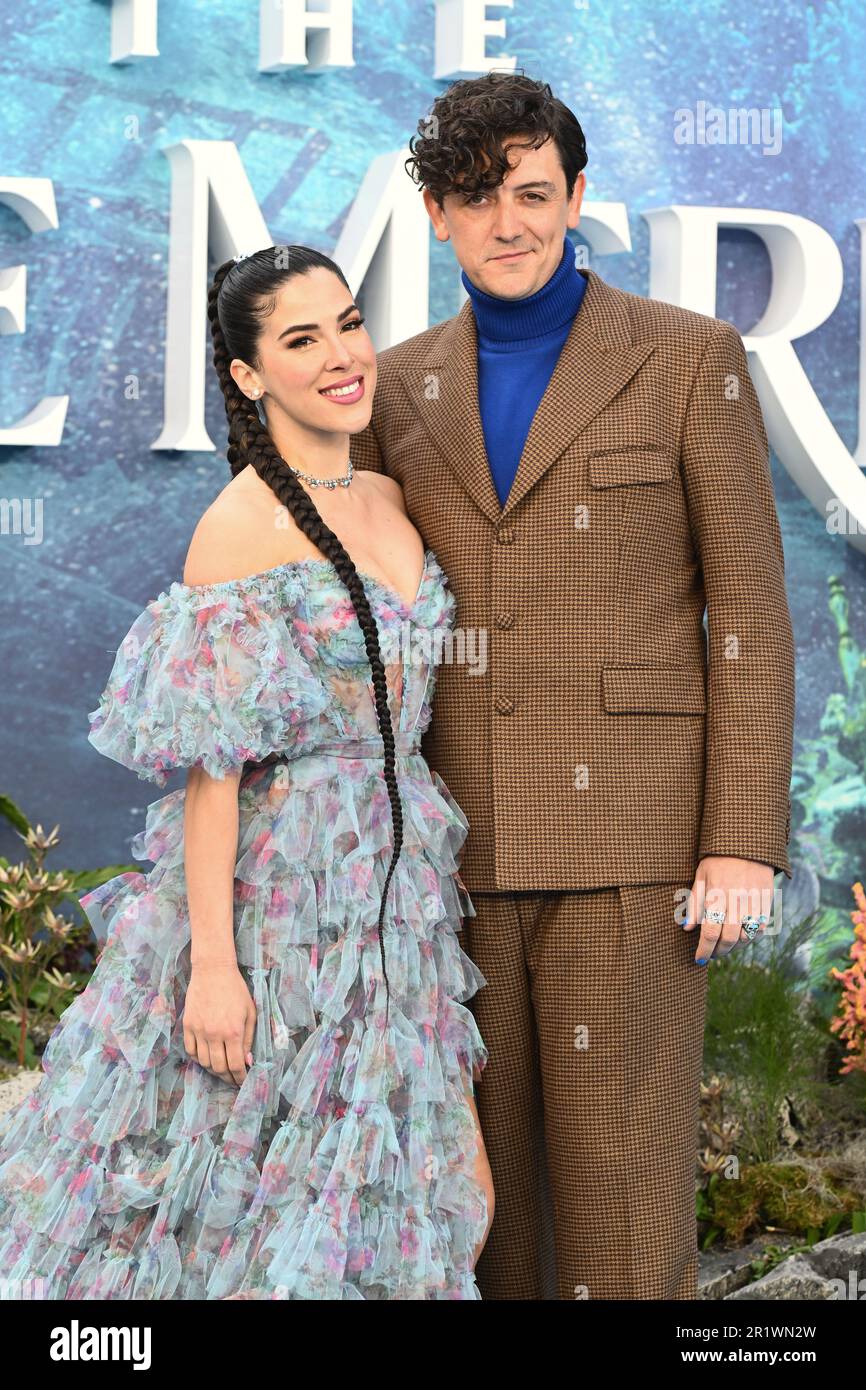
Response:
[698,1235,799,1300]
[800,1232,866,1284]
[725,1254,841,1300]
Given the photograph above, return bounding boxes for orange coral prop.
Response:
[829,881,866,1077]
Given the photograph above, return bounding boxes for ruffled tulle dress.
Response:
[0,546,490,1299]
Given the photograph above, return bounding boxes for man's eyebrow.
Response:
[509,179,557,192]
[277,303,359,339]
[459,179,558,195]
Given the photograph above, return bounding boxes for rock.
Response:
[698,1235,798,1299]
[725,1254,840,1299]
[701,1230,866,1300]
[800,1232,866,1285]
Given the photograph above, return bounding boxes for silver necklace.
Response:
[287,458,354,489]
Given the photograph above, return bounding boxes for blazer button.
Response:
[496,526,515,544]
[494,695,514,715]
[496,612,515,629]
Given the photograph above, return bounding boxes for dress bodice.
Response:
[87,546,456,786]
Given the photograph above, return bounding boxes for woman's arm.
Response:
[184,765,242,967]
[182,764,258,1089]
[180,497,252,969]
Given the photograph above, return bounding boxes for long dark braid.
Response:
[207,246,402,1025]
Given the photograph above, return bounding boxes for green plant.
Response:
[789,575,866,1003]
[739,1212,866,1280]
[748,1240,810,1280]
[696,1171,724,1249]
[697,892,866,1252]
[0,792,135,1067]
[703,909,839,1162]
[704,1161,863,1246]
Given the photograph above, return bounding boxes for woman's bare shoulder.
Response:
[182,470,299,586]
[360,470,408,515]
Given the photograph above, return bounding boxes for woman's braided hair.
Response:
[207,245,402,1024]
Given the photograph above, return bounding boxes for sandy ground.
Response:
[0,1068,43,1117]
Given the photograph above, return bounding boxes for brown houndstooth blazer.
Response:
[349,266,795,893]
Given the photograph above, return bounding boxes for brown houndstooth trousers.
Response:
[462,883,708,1301]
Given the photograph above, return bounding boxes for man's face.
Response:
[423,135,585,300]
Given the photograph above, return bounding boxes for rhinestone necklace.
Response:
[287,458,354,490]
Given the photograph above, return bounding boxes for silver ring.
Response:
[705,909,726,925]
[741,914,767,942]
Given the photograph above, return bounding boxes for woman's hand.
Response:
[183,960,257,1086]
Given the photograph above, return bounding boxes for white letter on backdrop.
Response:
[103,0,159,63]
[643,204,866,553]
[0,178,68,446]
[151,141,271,452]
[331,148,430,350]
[434,0,515,80]
[260,0,355,72]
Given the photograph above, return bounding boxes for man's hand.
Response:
[682,856,775,964]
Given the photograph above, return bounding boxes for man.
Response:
[349,72,794,1300]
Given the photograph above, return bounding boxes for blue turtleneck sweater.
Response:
[460,235,587,507]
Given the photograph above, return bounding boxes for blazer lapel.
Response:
[397,296,502,527]
[397,266,657,525]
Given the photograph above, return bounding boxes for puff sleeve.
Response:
[86,578,330,786]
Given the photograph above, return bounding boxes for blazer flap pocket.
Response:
[602,664,707,714]
[589,446,675,488]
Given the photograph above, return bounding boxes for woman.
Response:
[0,245,494,1299]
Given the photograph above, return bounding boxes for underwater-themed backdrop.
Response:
[1,1,865,1010]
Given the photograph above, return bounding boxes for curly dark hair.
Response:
[208,245,401,1024]
[405,70,588,206]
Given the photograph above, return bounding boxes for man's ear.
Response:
[423,187,450,243]
[567,171,586,229]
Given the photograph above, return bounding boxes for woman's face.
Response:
[231,265,377,438]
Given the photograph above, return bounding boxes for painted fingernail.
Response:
[696,958,709,966]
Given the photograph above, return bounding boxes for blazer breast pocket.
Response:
[588,445,676,489]
[602,663,707,715]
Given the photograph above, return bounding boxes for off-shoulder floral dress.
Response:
[0,547,490,1300]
